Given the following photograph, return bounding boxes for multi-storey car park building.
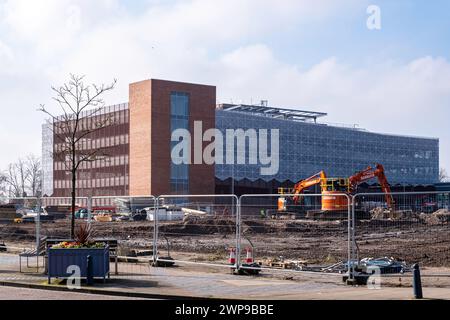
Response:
[215,104,440,194]
[42,79,440,198]
[43,103,130,198]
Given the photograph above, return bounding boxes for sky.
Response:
[0,0,449,173]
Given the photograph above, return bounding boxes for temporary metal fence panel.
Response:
[155,195,238,270]
[4,191,449,285]
[0,195,158,279]
[1,197,46,274]
[90,195,156,279]
[352,191,450,277]
[238,194,351,277]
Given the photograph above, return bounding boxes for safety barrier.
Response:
[1,191,450,283]
[351,191,450,278]
[238,193,352,278]
[155,195,238,270]
[0,196,88,274]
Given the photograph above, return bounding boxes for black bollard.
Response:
[413,264,423,299]
[87,255,94,286]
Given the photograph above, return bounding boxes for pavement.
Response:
[1,255,450,300]
[0,285,147,300]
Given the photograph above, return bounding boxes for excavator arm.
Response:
[292,171,327,205]
[349,164,395,209]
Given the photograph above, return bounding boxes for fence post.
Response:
[36,197,41,264]
[235,196,241,272]
[153,197,159,266]
[87,196,93,224]
[347,195,352,282]
[352,195,357,274]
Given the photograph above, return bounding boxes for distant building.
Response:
[215,104,439,194]
[42,79,440,198]
[435,183,450,192]
[43,103,129,198]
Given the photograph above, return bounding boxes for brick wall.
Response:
[129,79,216,197]
[129,80,152,196]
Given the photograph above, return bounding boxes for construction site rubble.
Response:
[370,207,419,220]
[256,257,308,270]
[420,209,450,225]
[369,207,450,225]
[324,257,408,275]
[358,257,408,274]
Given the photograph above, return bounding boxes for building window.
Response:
[170,92,190,195]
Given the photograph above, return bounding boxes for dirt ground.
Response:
[1,212,449,269]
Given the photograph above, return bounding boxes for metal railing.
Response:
[238,193,352,278]
[351,191,450,277]
[155,194,238,269]
[1,191,449,282]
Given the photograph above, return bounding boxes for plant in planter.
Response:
[48,223,110,284]
[52,223,104,249]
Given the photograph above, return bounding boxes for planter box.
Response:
[48,246,110,283]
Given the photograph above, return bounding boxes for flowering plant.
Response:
[51,223,105,249]
[52,241,106,249]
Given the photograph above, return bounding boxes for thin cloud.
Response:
[0,0,448,174]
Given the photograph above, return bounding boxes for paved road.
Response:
[0,286,146,300]
[2,254,450,300]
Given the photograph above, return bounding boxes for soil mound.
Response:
[370,207,419,220]
[421,209,450,225]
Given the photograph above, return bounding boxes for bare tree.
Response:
[2,155,42,198]
[25,154,42,197]
[440,168,449,183]
[0,172,7,202]
[39,74,116,238]
[17,159,28,197]
[4,165,19,198]
[5,159,29,198]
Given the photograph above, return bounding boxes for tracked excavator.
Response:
[277,163,394,219]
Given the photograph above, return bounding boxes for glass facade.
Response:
[43,96,440,198]
[170,92,190,194]
[42,123,54,197]
[216,109,439,185]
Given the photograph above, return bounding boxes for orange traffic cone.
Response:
[228,247,236,265]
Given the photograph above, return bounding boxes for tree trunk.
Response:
[71,143,76,239]
[71,168,76,240]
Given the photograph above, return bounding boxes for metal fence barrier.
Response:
[0,196,89,275]
[1,191,450,283]
[155,195,238,270]
[351,191,450,277]
[89,195,156,279]
[0,195,158,278]
[238,193,352,278]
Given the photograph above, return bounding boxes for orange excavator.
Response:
[348,164,394,209]
[292,171,327,204]
[278,163,394,218]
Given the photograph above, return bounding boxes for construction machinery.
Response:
[348,163,394,209]
[277,163,394,219]
[0,205,21,223]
